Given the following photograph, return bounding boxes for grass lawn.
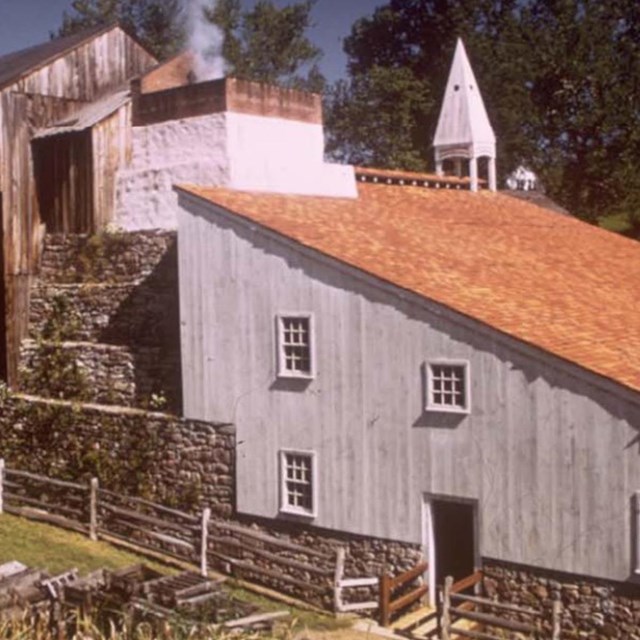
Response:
[0,513,351,634]
[0,512,170,575]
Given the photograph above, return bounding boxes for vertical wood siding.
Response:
[0,26,156,382]
[178,197,640,583]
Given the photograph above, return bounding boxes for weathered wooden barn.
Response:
[0,24,156,382]
[174,41,640,601]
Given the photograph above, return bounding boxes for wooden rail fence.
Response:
[379,560,429,627]
[441,573,562,640]
[0,460,378,613]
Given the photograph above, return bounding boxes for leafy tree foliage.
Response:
[57,0,185,60]
[326,0,640,231]
[208,0,324,91]
[57,0,324,90]
[325,66,432,171]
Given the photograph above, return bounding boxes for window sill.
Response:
[425,405,470,415]
[279,506,317,520]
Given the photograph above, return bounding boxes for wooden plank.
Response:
[339,577,378,588]
[3,491,84,518]
[223,610,290,629]
[98,489,198,524]
[391,562,428,590]
[448,628,501,640]
[379,573,391,627]
[212,521,333,560]
[100,502,192,534]
[4,505,87,534]
[451,571,483,594]
[390,605,436,631]
[451,592,540,616]
[208,550,328,594]
[338,601,378,612]
[450,607,537,634]
[209,534,332,576]
[5,469,86,491]
[389,585,428,614]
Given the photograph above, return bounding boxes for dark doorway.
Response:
[431,498,476,586]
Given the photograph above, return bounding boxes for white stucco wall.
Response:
[114,113,230,230]
[114,110,357,230]
[226,112,357,198]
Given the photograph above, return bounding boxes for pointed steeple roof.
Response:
[433,38,495,156]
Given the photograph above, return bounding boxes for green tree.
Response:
[326,0,640,232]
[57,0,185,60]
[208,0,324,91]
[325,66,432,171]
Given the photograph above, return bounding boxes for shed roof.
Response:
[177,177,640,395]
[33,89,130,138]
[0,23,118,91]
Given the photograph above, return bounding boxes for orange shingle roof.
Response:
[178,182,640,394]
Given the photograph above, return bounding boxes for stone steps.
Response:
[19,340,180,411]
[28,280,179,346]
[39,231,176,285]
[19,230,182,413]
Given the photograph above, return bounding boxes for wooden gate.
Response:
[379,561,429,627]
[441,574,562,640]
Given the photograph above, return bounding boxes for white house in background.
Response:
[506,165,539,191]
[174,42,640,602]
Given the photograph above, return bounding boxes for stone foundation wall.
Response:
[0,392,234,518]
[232,514,422,609]
[484,560,640,639]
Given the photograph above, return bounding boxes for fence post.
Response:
[0,459,4,515]
[441,575,452,640]
[379,572,392,627]
[551,598,562,640]
[200,507,211,577]
[333,547,346,613]
[89,478,98,541]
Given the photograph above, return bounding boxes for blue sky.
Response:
[0,0,383,82]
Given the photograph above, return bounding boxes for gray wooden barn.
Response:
[174,41,640,599]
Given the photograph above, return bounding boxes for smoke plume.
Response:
[186,0,226,81]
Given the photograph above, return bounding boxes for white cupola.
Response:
[433,38,496,192]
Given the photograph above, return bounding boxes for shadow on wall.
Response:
[100,241,183,414]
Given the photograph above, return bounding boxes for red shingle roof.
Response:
[178,181,640,394]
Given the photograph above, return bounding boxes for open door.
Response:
[423,495,478,604]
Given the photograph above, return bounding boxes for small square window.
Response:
[279,450,316,517]
[426,361,470,413]
[277,314,315,378]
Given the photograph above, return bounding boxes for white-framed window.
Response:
[276,313,315,379]
[426,360,470,413]
[279,449,317,517]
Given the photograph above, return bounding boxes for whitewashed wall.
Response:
[115,112,356,230]
[115,113,230,230]
[177,192,640,583]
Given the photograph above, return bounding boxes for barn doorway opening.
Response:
[423,495,478,604]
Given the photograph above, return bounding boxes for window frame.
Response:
[425,359,471,414]
[279,449,317,518]
[276,313,316,379]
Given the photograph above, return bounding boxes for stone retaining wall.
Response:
[0,392,234,518]
[484,560,640,639]
[26,230,182,412]
[19,340,179,409]
[39,231,176,284]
